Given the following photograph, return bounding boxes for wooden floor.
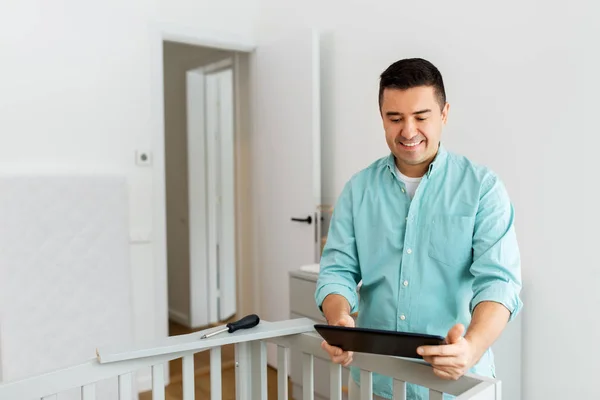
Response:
[139,319,291,400]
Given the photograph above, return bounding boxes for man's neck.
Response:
[395,160,430,178]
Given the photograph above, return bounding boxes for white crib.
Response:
[0,318,500,400]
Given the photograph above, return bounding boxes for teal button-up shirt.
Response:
[315,144,523,400]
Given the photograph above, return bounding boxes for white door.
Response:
[250,28,321,367]
[204,67,237,322]
[186,61,236,328]
[186,67,210,328]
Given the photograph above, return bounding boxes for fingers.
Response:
[341,353,354,367]
[418,343,462,357]
[416,324,469,382]
[433,367,463,381]
[425,352,469,381]
[445,323,465,345]
[424,356,450,366]
[424,355,469,369]
[321,314,355,366]
[321,340,353,366]
[334,314,355,328]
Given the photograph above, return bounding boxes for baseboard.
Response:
[169,308,191,327]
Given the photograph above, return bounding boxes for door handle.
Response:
[291,215,312,224]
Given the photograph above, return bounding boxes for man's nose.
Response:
[402,120,418,140]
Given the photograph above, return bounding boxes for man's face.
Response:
[380,86,449,177]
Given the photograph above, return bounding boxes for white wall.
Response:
[157,0,256,43]
[0,0,257,389]
[256,1,599,399]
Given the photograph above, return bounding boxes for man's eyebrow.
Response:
[385,109,432,117]
[413,109,432,115]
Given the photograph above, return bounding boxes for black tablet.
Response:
[314,324,444,359]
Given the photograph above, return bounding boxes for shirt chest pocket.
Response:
[427,215,475,268]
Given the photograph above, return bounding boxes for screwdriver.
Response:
[200,314,260,339]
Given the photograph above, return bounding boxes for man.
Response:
[314,58,523,400]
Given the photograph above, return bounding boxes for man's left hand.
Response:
[416,324,477,380]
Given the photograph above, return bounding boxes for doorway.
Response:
[147,26,322,398]
[163,41,236,331]
[158,39,259,395]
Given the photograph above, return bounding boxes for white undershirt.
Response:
[395,165,422,199]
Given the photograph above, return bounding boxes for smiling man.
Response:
[315,58,523,400]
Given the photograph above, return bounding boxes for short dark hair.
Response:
[378,58,446,111]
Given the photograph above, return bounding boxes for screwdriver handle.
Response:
[226,314,260,333]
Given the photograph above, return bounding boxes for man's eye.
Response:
[416,117,427,121]
[391,118,402,123]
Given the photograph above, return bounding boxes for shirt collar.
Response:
[386,142,448,178]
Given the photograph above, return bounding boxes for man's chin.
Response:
[397,153,426,165]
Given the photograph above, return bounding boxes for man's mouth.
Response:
[398,140,424,149]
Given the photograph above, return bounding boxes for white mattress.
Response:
[0,175,134,399]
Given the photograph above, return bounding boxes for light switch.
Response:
[135,150,152,166]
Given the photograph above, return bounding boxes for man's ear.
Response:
[441,102,450,125]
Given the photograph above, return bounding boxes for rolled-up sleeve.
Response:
[315,180,361,314]
[470,174,523,321]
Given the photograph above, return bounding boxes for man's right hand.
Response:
[320,314,355,367]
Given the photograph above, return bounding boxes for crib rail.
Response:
[0,317,500,400]
[270,332,500,400]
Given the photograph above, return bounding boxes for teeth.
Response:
[402,141,421,147]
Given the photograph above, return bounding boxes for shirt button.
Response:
[403,280,409,286]
[406,248,412,254]
[401,188,405,193]
[400,314,406,320]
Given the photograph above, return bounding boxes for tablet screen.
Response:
[314,324,444,359]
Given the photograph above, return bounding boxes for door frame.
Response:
[150,23,257,345]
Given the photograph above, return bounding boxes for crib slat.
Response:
[182,355,195,400]
[235,342,251,400]
[82,383,96,400]
[211,347,222,400]
[152,364,165,400]
[360,370,373,400]
[429,389,444,400]
[235,340,268,400]
[329,363,342,400]
[118,373,132,399]
[302,353,314,400]
[277,345,288,400]
[251,341,267,400]
[495,380,502,399]
[392,379,407,400]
